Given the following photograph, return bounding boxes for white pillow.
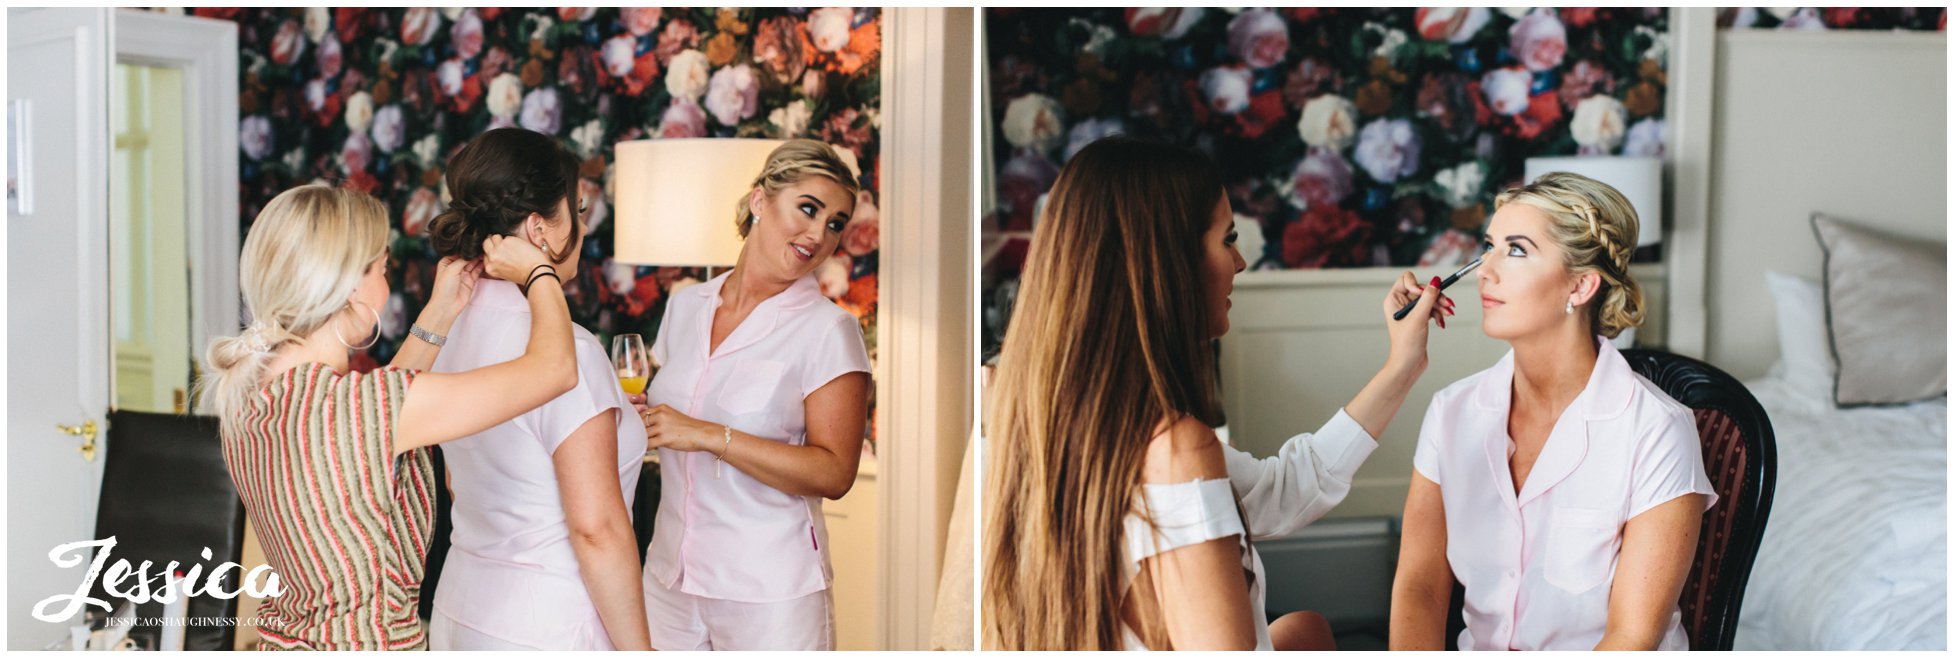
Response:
[1765,270,1834,390]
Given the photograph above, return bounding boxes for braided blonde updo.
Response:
[1494,171,1644,338]
[733,139,860,239]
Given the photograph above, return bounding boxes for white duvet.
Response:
[1732,375,1947,650]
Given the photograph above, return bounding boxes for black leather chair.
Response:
[89,410,246,651]
[1443,349,1776,650]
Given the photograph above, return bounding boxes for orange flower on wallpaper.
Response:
[838,272,878,319]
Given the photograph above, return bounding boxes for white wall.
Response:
[1703,31,1947,378]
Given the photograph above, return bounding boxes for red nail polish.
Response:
[1430,276,1442,288]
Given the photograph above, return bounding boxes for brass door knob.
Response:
[56,420,98,462]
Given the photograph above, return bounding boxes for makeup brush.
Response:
[1393,257,1483,321]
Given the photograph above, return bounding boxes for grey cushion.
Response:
[1812,213,1947,406]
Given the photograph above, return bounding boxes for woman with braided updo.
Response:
[419,127,651,650]
[1390,172,1717,650]
[198,184,575,649]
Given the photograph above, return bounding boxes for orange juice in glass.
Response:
[612,334,649,395]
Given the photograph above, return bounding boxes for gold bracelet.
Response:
[714,425,733,480]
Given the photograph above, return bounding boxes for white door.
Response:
[7,7,113,649]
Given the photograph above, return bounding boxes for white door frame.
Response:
[877,7,976,650]
[113,10,240,370]
[7,7,113,648]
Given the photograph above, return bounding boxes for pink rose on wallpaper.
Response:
[1282,57,1341,107]
[1415,7,1490,43]
[370,104,406,153]
[340,132,371,174]
[402,187,439,237]
[449,9,483,60]
[655,19,700,65]
[754,16,807,84]
[623,7,663,37]
[605,260,638,296]
[842,192,879,256]
[519,88,561,135]
[1417,229,1480,267]
[1226,9,1289,69]
[1124,7,1203,40]
[1508,11,1567,72]
[1282,206,1371,269]
[472,46,510,80]
[705,64,760,127]
[601,35,637,79]
[658,98,708,138]
[240,115,273,161]
[822,108,871,154]
[1198,66,1253,115]
[270,20,306,66]
[435,58,465,97]
[400,7,440,47]
[557,7,595,22]
[1480,67,1532,116]
[1353,118,1419,183]
[1286,148,1353,210]
[316,36,343,78]
[808,8,855,53]
[802,70,826,98]
[1557,60,1614,110]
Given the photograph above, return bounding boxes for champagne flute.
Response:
[612,334,649,396]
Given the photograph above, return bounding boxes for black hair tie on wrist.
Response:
[522,269,561,297]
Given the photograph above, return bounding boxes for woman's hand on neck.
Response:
[1508,323,1600,413]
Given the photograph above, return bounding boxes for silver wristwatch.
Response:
[409,323,447,347]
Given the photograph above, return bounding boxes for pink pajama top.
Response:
[1412,337,1717,650]
[427,279,648,649]
[643,272,871,602]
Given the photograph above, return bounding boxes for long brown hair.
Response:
[982,137,1227,650]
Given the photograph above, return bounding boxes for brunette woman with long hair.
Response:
[982,137,1451,650]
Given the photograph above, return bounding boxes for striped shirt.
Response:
[222,363,435,650]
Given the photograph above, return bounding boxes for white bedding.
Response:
[1732,374,1947,650]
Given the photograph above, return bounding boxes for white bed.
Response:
[1732,372,1947,650]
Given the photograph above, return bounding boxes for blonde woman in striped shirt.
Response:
[197,185,578,650]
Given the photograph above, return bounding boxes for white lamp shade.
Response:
[612,138,860,267]
[1522,156,1663,247]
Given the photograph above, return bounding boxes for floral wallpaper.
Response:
[1719,7,1945,30]
[986,7,1670,275]
[168,7,882,372]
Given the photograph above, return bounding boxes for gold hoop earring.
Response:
[334,300,383,351]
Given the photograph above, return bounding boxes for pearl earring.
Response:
[1565,301,1574,315]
